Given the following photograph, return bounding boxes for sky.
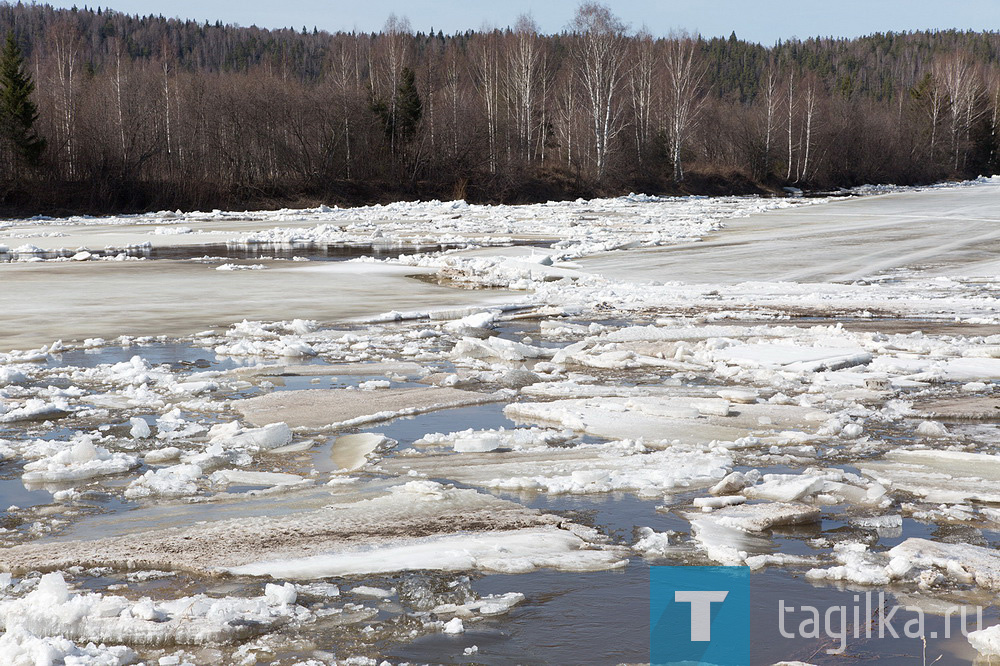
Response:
[51,0,1000,44]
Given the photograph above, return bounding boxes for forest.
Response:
[0,1,997,214]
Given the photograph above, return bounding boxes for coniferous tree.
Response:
[0,31,45,171]
[395,67,422,143]
[371,66,422,150]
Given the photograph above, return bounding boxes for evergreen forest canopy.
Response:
[0,1,998,213]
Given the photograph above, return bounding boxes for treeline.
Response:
[0,1,998,214]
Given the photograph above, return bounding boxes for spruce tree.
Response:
[395,67,422,143]
[371,67,422,151]
[0,31,45,169]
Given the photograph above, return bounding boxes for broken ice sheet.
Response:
[0,481,624,577]
[233,386,501,429]
[379,439,731,497]
[504,395,830,445]
[806,537,1000,600]
[0,571,309,646]
[684,502,822,566]
[860,448,1000,504]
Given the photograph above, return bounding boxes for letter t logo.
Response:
[674,590,729,641]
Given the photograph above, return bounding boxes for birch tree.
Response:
[628,29,655,164]
[505,14,542,164]
[760,66,779,176]
[663,34,705,181]
[47,19,79,177]
[473,30,502,172]
[935,53,983,170]
[569,2,628,179]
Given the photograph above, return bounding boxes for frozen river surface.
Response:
[583,182,1000,283]
[2,180,1000,665]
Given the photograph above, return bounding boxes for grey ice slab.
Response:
[0,485,567,575]
[580,182,1000,284]
[0,260,513,352]
[233,361,428,378]
[233,386,502,429]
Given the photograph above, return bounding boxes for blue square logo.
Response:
[650,566,751,666]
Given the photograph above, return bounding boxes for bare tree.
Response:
[569,2,629,179]
[785,70,796,180]
[47,19,80,178]
[663,34,705,182]
[505,14,542,164]
[373,14,411,156]
[988,68,1000,166]
[110,37,128,169]
[628,28,655,164]
[798,76,818,182]
[473,29,502,173]
[935,53,984,170]
[761,66,779,176]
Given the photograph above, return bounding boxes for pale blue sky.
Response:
[57,0,1000,43]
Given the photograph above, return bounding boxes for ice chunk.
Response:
[144,447,181,464]
[633,527,679,558]
[887,538,1000,591]
[210,470,307,488]
[712,343,872,373]
[263,582,297,606]
[22,438,139,484]
[381,441,731,496]
[331,433,387,471]
[129,417,151,439]
[0,626,136,665]
[969,624,1000,656]
[915,420,950,438]
[0,398,70,423]
[125,463,202,499]
[861,449,1000,504]
[350,585,394,598]
[2,484,612,577]
[224,423,293,451]
[806,542,894,586]
[686,502,821,533]
[443,310,500,333]
[443,617,465,634]
[0,367,28,386]
[234,387,500,429]
[453,433,504,453]
[416,427,572,452]
[716,388,758,404]
[0,571,308,646]
[227,527,626,578]
[505,396,827,444]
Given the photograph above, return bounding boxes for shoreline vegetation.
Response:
[0,2,996,217]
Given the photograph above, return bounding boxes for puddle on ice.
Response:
[43,341,238,371]
[363,403,517,450]
[0,476,51,509]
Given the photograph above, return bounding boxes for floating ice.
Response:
[0,572,308,646]
[330,433,388,471]
[128,417,151,439]
[234,387,500,429]
[124,463,203,499]
[21,436,139,484]
[381,440,731,496]
[227,527,626,578]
